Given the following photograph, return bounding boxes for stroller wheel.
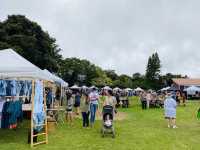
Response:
[102,131,105,138]
[112,129,115,138]
[102,133,105,138]
[101,128,105,138]
[112,133,115,138]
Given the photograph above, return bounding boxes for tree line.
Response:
[0,15,186,90]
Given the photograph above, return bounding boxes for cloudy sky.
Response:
[1,0,200,77]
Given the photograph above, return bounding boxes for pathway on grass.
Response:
[75,111,128,121]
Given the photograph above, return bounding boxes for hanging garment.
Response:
[1,101,10,128]
[27,81,32,97]
[7,100,23,129]
[23,81,29,96]
[6,80,17,96]
[1,100,23,129]
[33,80,45,132]
[16,100,23,121]
[7,101,16,126]
[0,80,7,96]
[0,100,5,128]
[19,81,25,96]
[16,81,22,97]
[10,80,17,96]
[19,81,31,97]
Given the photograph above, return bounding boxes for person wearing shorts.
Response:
[66,93,73,125]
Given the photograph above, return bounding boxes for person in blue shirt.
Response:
[46,89,52,109]
[164,92,178,129]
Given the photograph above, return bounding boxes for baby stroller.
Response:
[101,105,115,138]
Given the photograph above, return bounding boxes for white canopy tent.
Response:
[113,87,121,91]
[0,49,52,81]
[70,85,80,90]
[89,86,98,89]
[42,69,68,104]
[124,88,132,91]
[184,86,200,95]
[53,75,68,87]
[102,86,112,90]
[0,49,50,147]
[81,85,88,89]
[160,87,171,91]
[134,87,144,92]
[43,69,68,87]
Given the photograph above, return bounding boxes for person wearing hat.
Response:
[164,92,178,129]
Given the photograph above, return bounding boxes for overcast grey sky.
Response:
[1,0,200,77]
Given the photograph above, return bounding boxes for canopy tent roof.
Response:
[167,86,179,91]
[89,86,98,89]
[70,85,80,89]
[124,88,133,91]
[81,85,88,89]
[134,87,144,92]
[43,69,68,87]
[160,86,171,91]
[61,81,69,87]
[113,87,121,91]
[0,49,52,81]
[184,86,200,95]
[102,86,112,90]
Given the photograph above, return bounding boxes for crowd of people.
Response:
[65,88,117,128]
[63,86,189,130]
[139,90,187,129]
[139,90,186,110]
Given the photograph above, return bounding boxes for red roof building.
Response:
[172,78,200,91]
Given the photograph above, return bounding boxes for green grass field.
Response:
[0,97,200,150]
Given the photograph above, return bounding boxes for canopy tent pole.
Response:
[60,85,63,106]
[44,81,48,144]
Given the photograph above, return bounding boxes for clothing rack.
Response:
[4,96,30,98]
[0,78,48,147]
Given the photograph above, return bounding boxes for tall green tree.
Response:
[145,52,161,89]
[0,15,62,72]
[145,52,161,81]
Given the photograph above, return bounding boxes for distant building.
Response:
[172,78,200,91]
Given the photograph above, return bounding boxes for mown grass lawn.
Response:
[0,97,200,150]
